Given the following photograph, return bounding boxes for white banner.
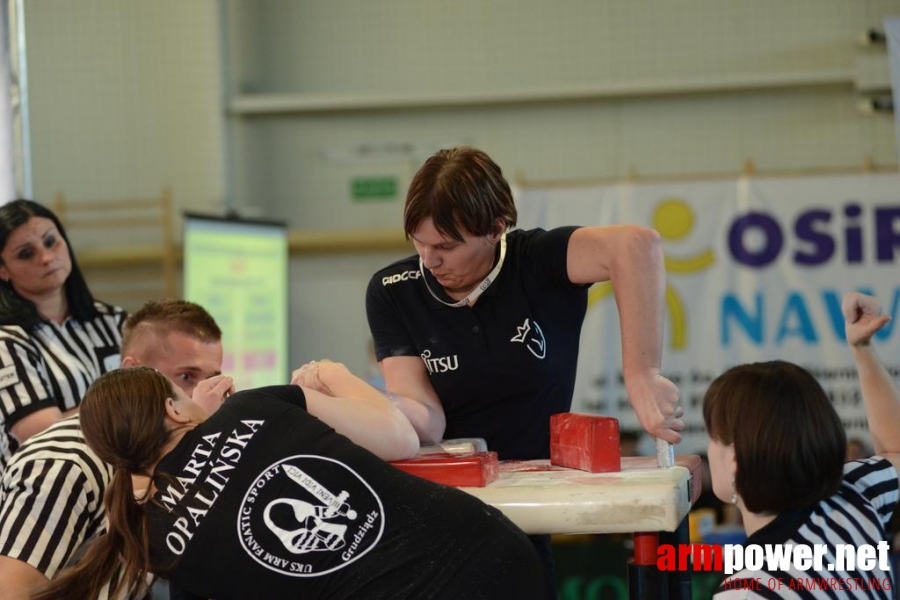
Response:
[517,173,900,453]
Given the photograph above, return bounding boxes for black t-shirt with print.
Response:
[148,386,547,600]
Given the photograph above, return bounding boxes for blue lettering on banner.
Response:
[727,205,900,268]
[721,288,900,346]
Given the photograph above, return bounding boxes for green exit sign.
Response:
[351,177,398,201]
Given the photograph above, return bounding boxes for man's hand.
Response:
[192,374,235,416]
[843,291,891,348]
[626,371,683,445]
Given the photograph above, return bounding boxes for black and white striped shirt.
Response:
[0,415,146,600]
[0,301,125,472]
[0,415,111,577]
[716,457,899,599]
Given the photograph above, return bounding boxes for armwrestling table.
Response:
[460,455,702,600]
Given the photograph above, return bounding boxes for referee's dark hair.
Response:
[404,147,517,242]
[703,360,846,513]
[122,299,222,353]
[0,199,97,329]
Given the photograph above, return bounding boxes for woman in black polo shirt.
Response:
[365,147,684,595]
[366,146,682,458]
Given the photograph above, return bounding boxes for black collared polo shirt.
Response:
[366,227,588,460]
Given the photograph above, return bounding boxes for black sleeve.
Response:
[229,384,308,412]
[365,273,419,362]
[518,226,583,288]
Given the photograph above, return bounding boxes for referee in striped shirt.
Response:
[0,200,127,472]
[0,300,229,600]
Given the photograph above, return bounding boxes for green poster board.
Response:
[183,213,289,390]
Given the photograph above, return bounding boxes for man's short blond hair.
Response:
[121,299,221,354]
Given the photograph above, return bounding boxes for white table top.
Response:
[460,456,699,535]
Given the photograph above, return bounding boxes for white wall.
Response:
[26,0,224,213]
[289,250,408,378]
[224,0,900,229]
[219,0,900,372]
[22,0,900,375]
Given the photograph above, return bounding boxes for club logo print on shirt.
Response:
[510,318,547,359]
[238,455,384,577]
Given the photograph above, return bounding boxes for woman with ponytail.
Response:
[39,366,549,600]
[34,367,174,600]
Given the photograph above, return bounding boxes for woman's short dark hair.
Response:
[0,199,97,329]
[404,147,517,241]
[702,360,846,514]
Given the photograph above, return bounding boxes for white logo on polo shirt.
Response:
[420,349,459,374]
[510,318,547,359]
[381,270,421,286]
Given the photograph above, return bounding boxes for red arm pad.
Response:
[390,451,500,487]
[550,413,621,473]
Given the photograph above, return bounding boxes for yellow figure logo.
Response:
[587,199,714,350]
